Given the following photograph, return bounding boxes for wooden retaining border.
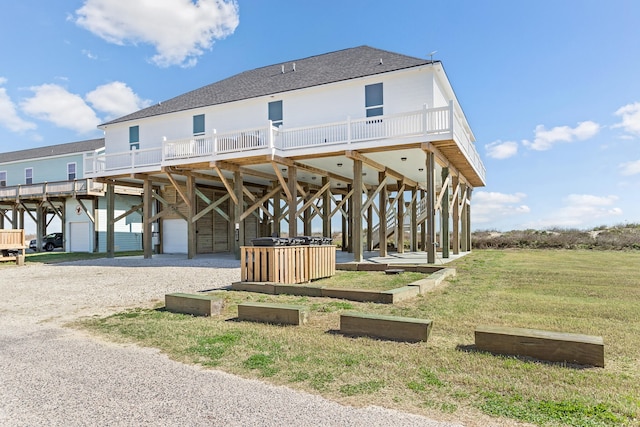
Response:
[475,325,605,367]
[237,302,309,325]
[230,267,455,303]
[340,312,433,342]
[241,245,336,284]
[165,293,224,317]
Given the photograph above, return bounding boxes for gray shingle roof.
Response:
[102,46,433,126]
[0,138,104,163]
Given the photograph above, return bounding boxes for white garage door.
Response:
[163,219,188,254]
[69,222,90,252]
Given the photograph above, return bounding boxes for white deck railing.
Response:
[84,105,485,184]
[0,179,105,200]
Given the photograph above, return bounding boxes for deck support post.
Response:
[143,177,153,259]
[233,170,244,259]
[106,182,115,258]
[452,175,460,255]
[410,188,417,252]
[460,184,468,252]
[441,167,450,259]
[341,194,347,251]
[425,151,436,264]
[396,181,404,254]
[272,181,281,237]
[366,188,373,252]
[303,185,312,236]
[378,171,387,257]
[419,190,426,251]
[322,177,331,238]
[287,166,297,238]
[466,189,473,251]
[352,158,363,262]
[186,174,196,259]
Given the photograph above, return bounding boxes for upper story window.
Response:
[0,171,6,187]
[25,168,33,185]
[365,83,384,117]
[268,100,283,128]
[193,114,205,135]
[68,163,77,180]
[129,125,140,150]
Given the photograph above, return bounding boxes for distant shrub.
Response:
[472,225,640,251]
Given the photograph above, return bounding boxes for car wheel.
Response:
[45,242,54,251]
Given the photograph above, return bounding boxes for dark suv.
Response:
[29,232,63,251]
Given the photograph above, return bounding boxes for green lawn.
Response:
[75,249,640,426]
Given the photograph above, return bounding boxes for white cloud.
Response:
[472,191,530,224]
[619,159,640,176]
[522,121,600,151]
[0,79,37,133]
[21,84,101,134]
[485,140,518,159]
[86,81,152,120]
[82,49,98,60]
[613,102,640,137]
[533,194,622,228]
[74,0,240,67]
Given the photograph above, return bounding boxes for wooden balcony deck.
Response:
[0,179,105,202]
[84,106,486,187]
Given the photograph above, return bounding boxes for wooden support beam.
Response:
[345,150,417,188]
[452,175,460,255]
[143,178,153,259]
[378,171,388,256]
[425,150,436,263]
[212,165,239,205]
[396,181,405,254]
[106,183,115,258]
[288,166,297,237]
[352,159,363,262]
[322,177,331,238]
[165,171,192,210]
[187,174,196,259]
[441,167,450,259]
[271,162,292,201]
[233,170,244,259]
[240,186,279,222]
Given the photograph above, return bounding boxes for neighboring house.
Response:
[84,45,486,262]
[0,139,143,252]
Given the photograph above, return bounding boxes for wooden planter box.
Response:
[241,245,336,284]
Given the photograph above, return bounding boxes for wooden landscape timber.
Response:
[237,302,309,325]
[474,325,605,367]
[340,312,433,342]
[165,293,224,317]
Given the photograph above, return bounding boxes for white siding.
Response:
[104,67,441,153]
[65,199,94,252]
[96,195,143,252]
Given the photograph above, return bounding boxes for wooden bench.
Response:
[237,302,309,325]
[474,325,605,367]
[165,293,224,317]
[340,312,433,342]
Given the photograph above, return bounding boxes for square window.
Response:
[193,114,205,135]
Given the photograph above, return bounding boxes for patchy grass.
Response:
[25,250,144,264]
[75,250,640,426]
[308,270,426,291]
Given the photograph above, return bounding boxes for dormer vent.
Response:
[292,62,296,72]
[379,58,383,65]
[281,65,285,74]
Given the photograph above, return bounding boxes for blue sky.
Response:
[1,0,639,231]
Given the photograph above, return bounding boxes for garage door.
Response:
[69,222,90,252]
[163,219,188,254]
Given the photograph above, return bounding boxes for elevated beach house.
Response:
[0,139,143,252]
[84,46,486,261]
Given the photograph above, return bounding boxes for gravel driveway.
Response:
[0,255,462,426]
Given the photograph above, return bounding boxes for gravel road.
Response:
[0,255,464,427]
